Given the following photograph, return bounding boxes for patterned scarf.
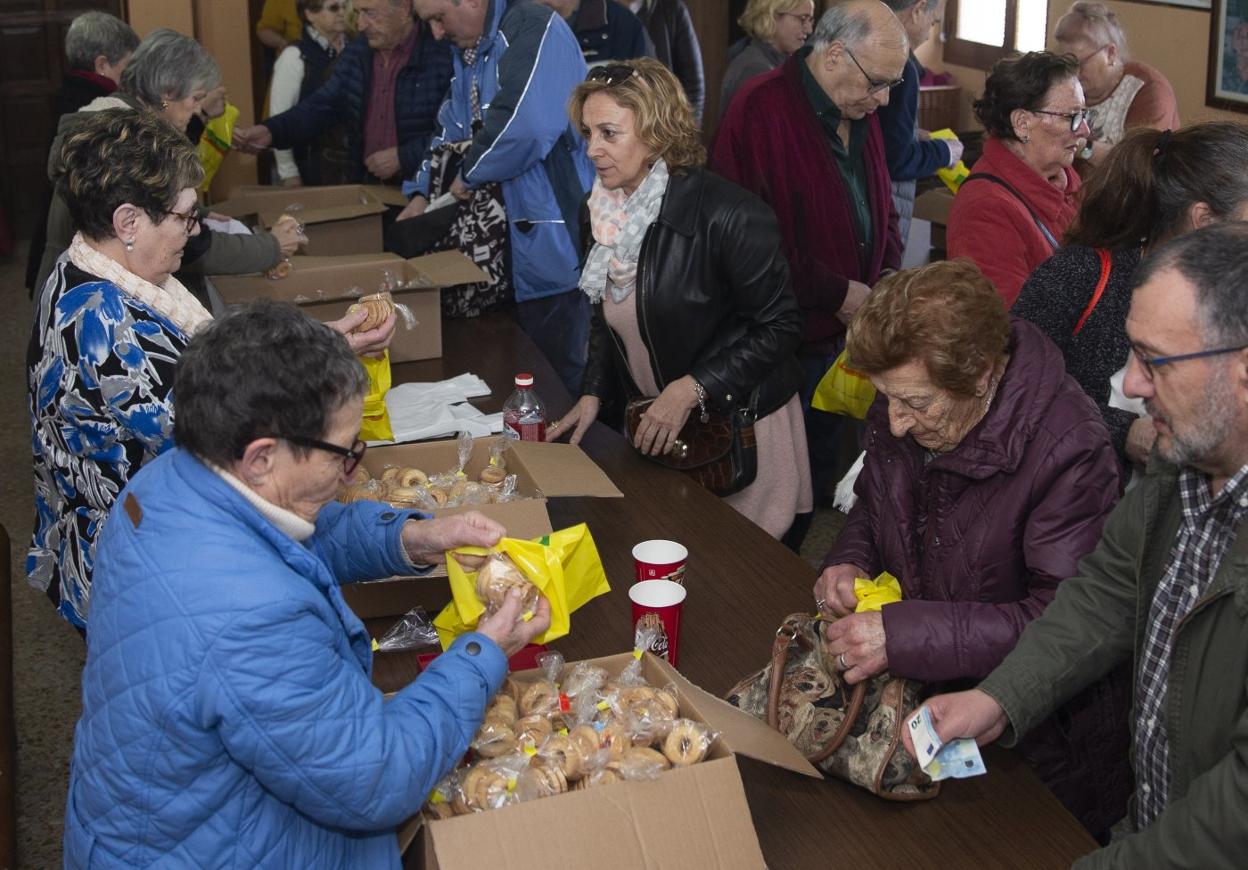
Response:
[579,158,669,304]
[67,233,213,338]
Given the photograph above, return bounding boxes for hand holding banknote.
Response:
[902,690,1009,781]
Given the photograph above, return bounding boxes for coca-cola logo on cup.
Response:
[636,612,670,660]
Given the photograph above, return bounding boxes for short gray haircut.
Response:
[1055,2,1127,57]
[881,0,940,14]
[1136,222,1248,347]
[119,29,221,108]
[65,12,139,71]
[812,2,908,52]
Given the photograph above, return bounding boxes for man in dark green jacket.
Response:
[909,223,1248,869]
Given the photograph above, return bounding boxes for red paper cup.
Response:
[632,539,688,585]
[629,579,687,667]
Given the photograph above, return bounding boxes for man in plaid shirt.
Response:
[903,222,1248,869]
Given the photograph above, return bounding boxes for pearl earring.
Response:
[125,238,135,252]
[161,100,168,110]
[1019,134,1030,144]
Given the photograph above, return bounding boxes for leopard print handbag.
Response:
[725,612,938,800]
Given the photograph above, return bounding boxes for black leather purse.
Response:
[624,390,758,496]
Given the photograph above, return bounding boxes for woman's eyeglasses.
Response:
[777,11,815,27]
[282,435,368,475]
[322,2,344,11]
[1031,108,1090,133]
[587,63,638,86]
[164,208,199,235]
[845,48,904,95]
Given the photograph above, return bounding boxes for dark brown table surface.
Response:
[375,314,1097,869]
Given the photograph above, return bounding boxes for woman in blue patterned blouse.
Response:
[27,109,392,635]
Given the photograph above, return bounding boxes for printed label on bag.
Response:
[636,612,670,662]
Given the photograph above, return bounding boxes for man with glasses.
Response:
[712,0,907,548]
[910,223,1248,868]
[397,0,596,397]
[235,0,453,184]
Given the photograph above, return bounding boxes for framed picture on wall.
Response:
[1209,0,1248,111]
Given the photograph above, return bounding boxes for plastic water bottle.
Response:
[502,373,547,441]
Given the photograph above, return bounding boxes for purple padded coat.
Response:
[823,318,1131,835]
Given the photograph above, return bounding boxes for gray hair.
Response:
[174,302,369,468]
[65,12,139,71]
[1136,222,1248,347]
[1055,2,1128,57]
[812,2,908,52]
[119,29,221,108]
[881,0,940,14]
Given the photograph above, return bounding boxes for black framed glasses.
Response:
[587,63,638,86]
[1031,108,1090,133]
[164,208,199,235]
[282,435,367,475]
[845,48,903,95]
[1130,344,1248,380]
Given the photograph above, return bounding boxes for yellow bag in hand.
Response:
[358,351,393,442]
[930,128,969,194]
[811,349,876,419]
[854,572,903,612]
[434,524,610,649]
[197,102,239,192]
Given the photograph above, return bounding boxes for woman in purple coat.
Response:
[815,258,1129,838]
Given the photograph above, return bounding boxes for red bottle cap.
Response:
[514,373,534,387]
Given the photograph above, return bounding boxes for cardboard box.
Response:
[407,651,821,869]
[212,252,487,363]
[214,184,399,256]
[342,437,623,618]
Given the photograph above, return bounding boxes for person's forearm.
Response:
[257,28,288,52]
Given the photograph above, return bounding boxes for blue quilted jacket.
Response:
[404,0,595,302]
[64,448,507,868]
[264,24,453,181]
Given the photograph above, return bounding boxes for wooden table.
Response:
[376,314,1098,869]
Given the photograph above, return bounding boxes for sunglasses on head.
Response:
[587,63,639,86]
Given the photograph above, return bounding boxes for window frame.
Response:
[943,0,1034,69]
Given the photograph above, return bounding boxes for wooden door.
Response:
[0,0,125,239]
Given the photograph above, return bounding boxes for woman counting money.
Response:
[814,259,1128,838]
[548,58,810,543]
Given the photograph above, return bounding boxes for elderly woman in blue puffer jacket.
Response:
[63,302,550,869]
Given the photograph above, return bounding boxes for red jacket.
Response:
[823,318,1129,833]
[947,137,1080,307]
[711,55,901,351]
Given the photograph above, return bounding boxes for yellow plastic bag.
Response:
[434,524,610,649]
[930,128,969,194]
[811,349,876,419]
[854,572,903,612]
[358,350,394,442]
[197,102,239,192]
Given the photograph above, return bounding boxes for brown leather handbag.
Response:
[725,612,938,800]
[624,390,758,496]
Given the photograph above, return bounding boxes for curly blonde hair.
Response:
[846,259,1010,397]
[568,58,706,171]
[739,0,812,43]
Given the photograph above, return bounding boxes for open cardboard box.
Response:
[213,183,408,255]
[403,651,820,869]
[342,437,622,619]
[212,251,487,362]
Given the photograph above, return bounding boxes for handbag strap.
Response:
[964,172,1060,252]
[766,615,869,765]
[1073,248,1112,337]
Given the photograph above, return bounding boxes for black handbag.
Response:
[624,390,758,496]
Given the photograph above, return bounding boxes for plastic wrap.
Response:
[374,606,438,652]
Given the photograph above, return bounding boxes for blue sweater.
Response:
[64,448,507,868]
[569,0,655,65]
[877,55,951,182]
[264,25,453,182]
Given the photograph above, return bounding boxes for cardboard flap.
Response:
[404,250,489,288]
[257,201,384,226]
[510,441,623,497]
[648,655,822,779]
[288,253,404,270]
[363,184,413,207]
[427,762,765,869]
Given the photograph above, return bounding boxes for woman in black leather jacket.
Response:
[549,58,810,539]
